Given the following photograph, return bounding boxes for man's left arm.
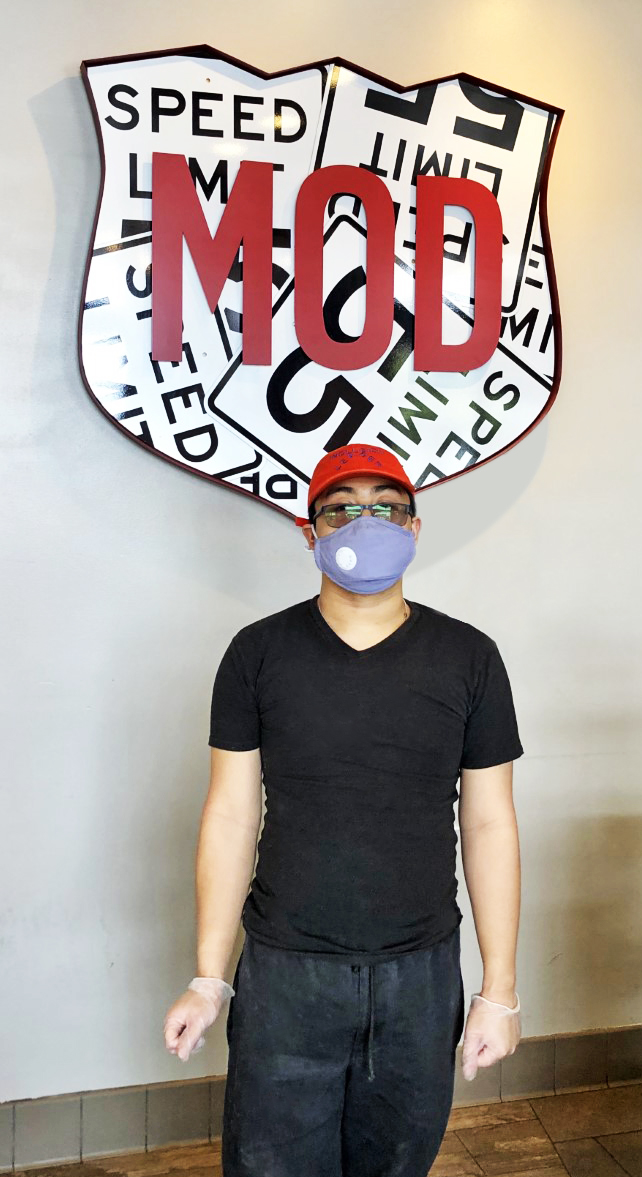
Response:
[458,760,522,1078]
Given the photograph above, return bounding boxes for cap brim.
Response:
[312,466,416,505]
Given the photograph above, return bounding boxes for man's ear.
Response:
[301,523,316,550]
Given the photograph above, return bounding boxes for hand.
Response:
[461,992,521,1081]
[163,977,235,1063]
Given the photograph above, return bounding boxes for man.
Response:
[164,442,523,1177]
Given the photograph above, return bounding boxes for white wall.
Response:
[2,0,641,1102]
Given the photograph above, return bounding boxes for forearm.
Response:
[460,814,521,1005]
[195,802,260,985]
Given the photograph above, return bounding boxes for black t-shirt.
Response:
[208,595,523,964]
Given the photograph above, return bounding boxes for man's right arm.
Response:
[195,745,263,985]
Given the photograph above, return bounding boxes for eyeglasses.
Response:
[313,502,414,528]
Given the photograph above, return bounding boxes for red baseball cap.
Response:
[294,443,416,526]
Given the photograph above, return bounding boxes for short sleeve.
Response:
[208,637,261,750]
[460,640,523,770]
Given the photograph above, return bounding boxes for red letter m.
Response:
[151,153,273,364]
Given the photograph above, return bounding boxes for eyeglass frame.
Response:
[312,502,415,528]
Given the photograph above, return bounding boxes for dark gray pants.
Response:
[222,924,465,1176]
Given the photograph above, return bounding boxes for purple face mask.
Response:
[312,514,416,594]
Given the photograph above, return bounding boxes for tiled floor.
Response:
[11,1082,642,1177]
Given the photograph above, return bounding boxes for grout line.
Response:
[453,1128,484,1171]
[528,1096,555,1138]
[523,1099,557,1145]
[589,1140,633,1174]
[552,1139,574,1174]
[593,1129,640,1177]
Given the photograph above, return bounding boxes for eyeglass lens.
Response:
[322,504,410,528]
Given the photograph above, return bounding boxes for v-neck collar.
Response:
[307,594,420,658]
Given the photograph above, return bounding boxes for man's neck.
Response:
[316,578,410,648]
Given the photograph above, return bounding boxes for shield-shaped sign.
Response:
[79,48,563,518]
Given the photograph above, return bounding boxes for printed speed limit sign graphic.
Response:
[79,48,563,518]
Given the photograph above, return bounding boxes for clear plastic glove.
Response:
[461,992,521,1081]
[163,977,235,1063]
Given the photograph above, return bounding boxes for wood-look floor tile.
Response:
[463,1169,567,1177]
[81,1143,216,1175]
[447,1102,538,1132]
[454,1119,559,1174]
[530,1087,642,1142]
[556,1138,631,1177]
[13,1168,104,1177]
[431,1131,484,1176]
[598,1131,642,1177]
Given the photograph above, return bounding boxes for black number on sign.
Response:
[377,300,415,383]
[454,80,524,151]
[267,356,372,451]
[126,263,152,298]
[364,83,437,126]
[266,265,374,450]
